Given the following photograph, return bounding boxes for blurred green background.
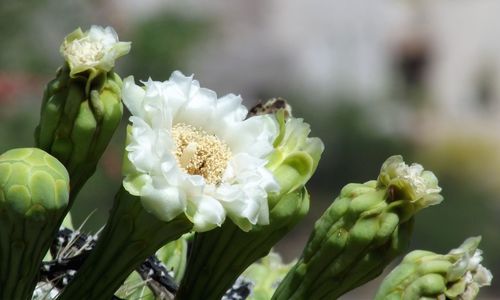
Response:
[1,1,499,298]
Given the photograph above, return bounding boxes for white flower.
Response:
[447,237,493,300]
[122,71,280,232]
[378,155,443,209]
[60,25,131,76]
[393,161,442,199]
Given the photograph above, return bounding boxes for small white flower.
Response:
[447,237,493,300]
[122,71,280,232]
[60,25,131,76]
[378,155,443,209]
[394,161,442,199]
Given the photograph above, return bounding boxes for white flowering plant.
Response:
[0,25,493,300]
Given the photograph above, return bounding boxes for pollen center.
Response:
[65,38,105,65]
[171,123,232,185]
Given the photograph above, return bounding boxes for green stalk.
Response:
[0,148,69,300]
[58,188,192,300]
[175,188,309,300]
[272,156,443,300]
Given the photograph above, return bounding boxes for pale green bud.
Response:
[0,148,69,300]
[375,237,492,300]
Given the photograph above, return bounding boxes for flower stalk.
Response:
[272,155,443,300]
[176,188,310,300]
[35,26,129,201]
[57,187,193,300]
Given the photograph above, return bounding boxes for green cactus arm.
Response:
[57,188,192,300]
[175,188,309,300]
[0,148,69,300]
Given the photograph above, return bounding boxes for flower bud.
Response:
[35,26,129,200]
[0,148,69,299]
[176,99,323,300]
[272,155,443,300]
[375,237,492,300]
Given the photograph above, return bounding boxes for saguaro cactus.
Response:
[0,148,69,300]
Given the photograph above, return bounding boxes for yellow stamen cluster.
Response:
[171,123,232,185]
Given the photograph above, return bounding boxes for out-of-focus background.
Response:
[1,0,499,298]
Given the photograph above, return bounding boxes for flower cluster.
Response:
[0,24,492,300]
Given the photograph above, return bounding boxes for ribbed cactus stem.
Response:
[58,188,192,300]
[0,148,69,300]
[176,188,309,300]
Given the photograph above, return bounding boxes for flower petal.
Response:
[187,195,226,232]
[140,184,186,222]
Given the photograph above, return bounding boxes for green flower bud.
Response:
[242,251,296,300]
[0,148,69,300]
[175,101,322,300]
[57,188,193,300]
[35,26,129,201]
[272,155,443,300]
[375,237,493,300]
